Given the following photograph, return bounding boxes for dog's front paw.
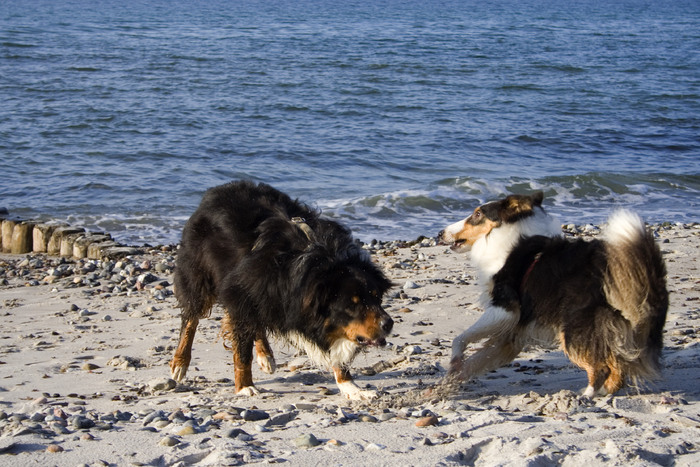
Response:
[236,385,261,397]
[170,361,188,382]
[257,354,276,375]
[337,381,377,401]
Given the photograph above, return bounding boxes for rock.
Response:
[46,444,64,453]
[416,415,439,427]
[226,428,252,440]
[403,280,419,290]
[266,411,297,427]
[148,378,177,392]
[294,433,321,448]
[177,426,197,436]
[241,409,269,422]
[159,436,180,447]
[403,345,422,355]
[366,443,386,450]
[82,363,100,371]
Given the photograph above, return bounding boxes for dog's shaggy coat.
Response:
[170,181,393,400]
[438,192,668,396]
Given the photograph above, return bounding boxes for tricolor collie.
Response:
[170,181,393,400]
[438,192,668,396]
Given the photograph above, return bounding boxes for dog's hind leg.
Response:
[170,315,199,382]
[448,305,519,380]
[255,331,276,374]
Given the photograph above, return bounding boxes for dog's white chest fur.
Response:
[285,331,359,369]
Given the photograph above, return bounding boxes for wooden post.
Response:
[11,222,35,254]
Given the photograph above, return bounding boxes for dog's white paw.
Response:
[257,354,276,374]
[337,381,377,401]
[236,386,260,397]
[170,365,187,382]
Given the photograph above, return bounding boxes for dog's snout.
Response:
[437,230,444,239]
[381,315,394,334]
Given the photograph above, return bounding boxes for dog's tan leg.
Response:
[572,358,610,397]
[233,341,259,396]
[170,316,199,382]
[333,366,377,401]
[255,331,276,374]
[603,360,624,395]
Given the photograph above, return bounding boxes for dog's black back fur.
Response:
[492,234,667,383]
[174,180,391,353]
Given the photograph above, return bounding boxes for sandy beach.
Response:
[0,222,698,466]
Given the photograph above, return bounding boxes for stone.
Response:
[416,415,439,427]
[241,409,269,422]
[148,378,177,392]
[11,222,35,254]
[294,433,321,448]
[266,411,297,427]
[226,428,252,439]
[46,444,64,453]
[101,246,143,259]
[159,436,180,447]
[177,426,197,436]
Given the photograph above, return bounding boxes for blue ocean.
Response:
[2,0,699,245]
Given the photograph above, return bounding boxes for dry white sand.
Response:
[0,223,698,466]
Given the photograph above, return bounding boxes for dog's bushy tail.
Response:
[602,210,669,383]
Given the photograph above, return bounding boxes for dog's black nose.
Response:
[437,230,444,239]
[381,315,394,334]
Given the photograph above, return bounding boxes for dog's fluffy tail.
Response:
[602,210,669,383]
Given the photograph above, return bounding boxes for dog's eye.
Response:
[473,211,482,220]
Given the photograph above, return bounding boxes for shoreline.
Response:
[0,222,698,465]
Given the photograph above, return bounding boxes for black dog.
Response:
[170,181,393,400]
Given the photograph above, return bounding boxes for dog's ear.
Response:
[531,191,544,207]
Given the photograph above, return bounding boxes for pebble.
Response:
[403,345,422,355]
[226,428,253,441]
[294,433,321,448]
[46,444,64,453]
[159,436,180,447]
[366,443,386,450]
[242,409,269,422]
[266,411,297,427]
[415,415,439,427]
[176,425,197,436]
[148,378,177,392]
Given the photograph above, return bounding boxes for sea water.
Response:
[2,0,698,244]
